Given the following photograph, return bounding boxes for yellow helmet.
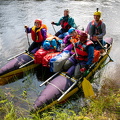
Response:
[93,8,101,17]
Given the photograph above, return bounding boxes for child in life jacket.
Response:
[62,27,81,54]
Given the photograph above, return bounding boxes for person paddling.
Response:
[51,9,77,39]
[25,19,47,54]
[63,32,94,79]
[85,8,106,54]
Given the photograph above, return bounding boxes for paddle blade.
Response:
[82,78,95,98]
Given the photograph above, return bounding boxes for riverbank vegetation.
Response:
[0,86,119,120]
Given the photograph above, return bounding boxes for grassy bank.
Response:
[0,87,119,120]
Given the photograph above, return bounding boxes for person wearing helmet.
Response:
[63,31,94,79]
[25,19,47,54]
[62,28,81,52]
[51,9,77,39]
[85,8,106,53]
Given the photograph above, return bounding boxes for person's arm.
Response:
[25,27,32,33]
[68,17,77,28]
[54,17,63,26]
[85,22,91,35]
[41,28,47,40]
[86,45,94,66]
[63,35,71,44]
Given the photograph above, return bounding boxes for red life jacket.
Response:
[31,24,47,42]
[75,40,93,61]
[60,18,71,31]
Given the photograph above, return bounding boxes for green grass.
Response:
[0,86,119,120]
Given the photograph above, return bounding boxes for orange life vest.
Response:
[91,20,102,35]
[75,40,93,61]
[31,24,47,42]
[70,31,81,43]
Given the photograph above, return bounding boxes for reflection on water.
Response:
[0,0,120,116]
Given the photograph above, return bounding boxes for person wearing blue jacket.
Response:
[51,9,77,39]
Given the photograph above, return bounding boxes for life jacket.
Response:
[70,30,81,43]
[75,40,93,61]
[91,20,103,36]
[31,24,47,42]
[60,16,71,32]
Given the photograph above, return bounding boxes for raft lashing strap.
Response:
[48,82,64,94]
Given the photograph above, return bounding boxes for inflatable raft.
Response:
[0,52,39,85]
[33,37,113,113]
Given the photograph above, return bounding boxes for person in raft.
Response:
[62,27,81,53]
[63,31,94,79]
[85,8,106,54]
[51,9,77,39]
[25,19,47,54]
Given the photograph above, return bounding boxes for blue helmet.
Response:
[68,28,75,34]
[43,41,51,50]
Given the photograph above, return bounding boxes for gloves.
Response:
[24,26,28,33]
[51,22,55,24]
[24,25,28,28]
[80,67,86,73]
[92,36,98,41]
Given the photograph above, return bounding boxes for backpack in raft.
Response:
[93,50,100,63]
[50,50,70,72]
[34,48,55,64]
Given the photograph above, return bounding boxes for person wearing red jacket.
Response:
[25,19,47,54]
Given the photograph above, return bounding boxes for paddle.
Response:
[82,77,95,98]
[25,28,30,47]
[52,24,57,34]
[96,38,113,62]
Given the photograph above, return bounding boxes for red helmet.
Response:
[34,19,42,27]
[79,32,88,42]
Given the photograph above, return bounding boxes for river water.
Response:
[0,0,120,116]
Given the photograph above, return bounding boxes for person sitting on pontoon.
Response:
[85,8,106,54]
[25,19,47,54]
[51,9,77,39]
[63,32,94,79]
